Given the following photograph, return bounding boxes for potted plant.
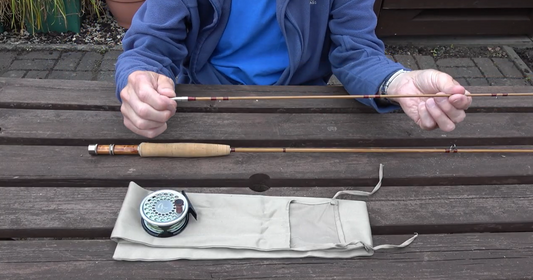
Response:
[27,0,83,33]
[0,0,8,33]
[0,0,102,34]
[106,0,145,29]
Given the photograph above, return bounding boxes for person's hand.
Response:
[119,71,177,138]
[385,69,472,132]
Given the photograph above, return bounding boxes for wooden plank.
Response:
[382,0,533,9]
[0,78,373,114]
[2,108,533,147]
[377,9,533,36]
[1,233,533,279]
[381,35,533,47]
[1,78,533,113]
[1,185,532,238]
[374,0,384,18]
[2,145,533,188]
[0,78,119,111]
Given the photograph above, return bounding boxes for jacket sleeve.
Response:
[114,0,190,102]
[328,0,409,113]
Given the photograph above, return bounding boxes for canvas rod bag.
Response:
[111,164,417,261]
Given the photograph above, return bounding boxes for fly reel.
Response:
[139,189,197,238]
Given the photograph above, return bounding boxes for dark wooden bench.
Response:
[375,0,533,36]
[1,77,533,278]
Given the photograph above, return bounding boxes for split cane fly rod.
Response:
[88,143,533,157]
[171,92,533,102]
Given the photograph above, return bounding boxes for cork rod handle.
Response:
[88,143,231,157]
[138,143,231,157]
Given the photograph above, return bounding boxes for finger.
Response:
[157,75,176,98]
[123,114,167,139]
[133,74,176,112]
[435,72,467,95]
[437,74,472,109]
[156,74,178,110]
[434,93,466,124]
[417,101,437,130]
[448,90,472,110]
[127,91,175,123]
[426,98,456,132]
[121,101,167,131]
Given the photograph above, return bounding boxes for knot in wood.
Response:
[248,173,271,192]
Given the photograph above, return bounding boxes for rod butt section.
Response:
[138,143,231,157]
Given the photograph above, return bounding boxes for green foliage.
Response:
[0,0,103,33]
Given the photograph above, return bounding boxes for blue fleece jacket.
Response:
[115,0,409,112]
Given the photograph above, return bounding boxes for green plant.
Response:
[0,1,10,30]
[0,0,103,33]
[81,0,102,18]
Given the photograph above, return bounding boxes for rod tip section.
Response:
[88,144,98,155]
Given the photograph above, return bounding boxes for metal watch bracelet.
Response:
[378,69,410,105]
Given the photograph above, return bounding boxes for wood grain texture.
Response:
[1,184,532,237]
[0,78,118,111]
[2,78,533,278]
[2,108,533,147]
[382,0,533,9]
[377,9,533,36]
[1,78,533,113]
[1,233,533,279]
[1,145,533,188]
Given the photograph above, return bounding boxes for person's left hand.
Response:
[385,69,472,132]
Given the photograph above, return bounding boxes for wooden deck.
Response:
[1,77,533,278]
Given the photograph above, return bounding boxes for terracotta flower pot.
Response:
[106,0,145,29]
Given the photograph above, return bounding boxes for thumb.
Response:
[434,71,466,95]
[156,74,176,98]
[156,74,177,109]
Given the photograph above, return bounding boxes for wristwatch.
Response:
[376,69,410,106]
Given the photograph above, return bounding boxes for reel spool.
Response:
[139,189,197,238]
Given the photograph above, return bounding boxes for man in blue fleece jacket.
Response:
[115,0,472,138]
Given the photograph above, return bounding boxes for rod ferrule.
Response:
[172,96,189,102]
[88,144,98,155]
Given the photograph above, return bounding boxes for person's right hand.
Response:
[119,71,177,138]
